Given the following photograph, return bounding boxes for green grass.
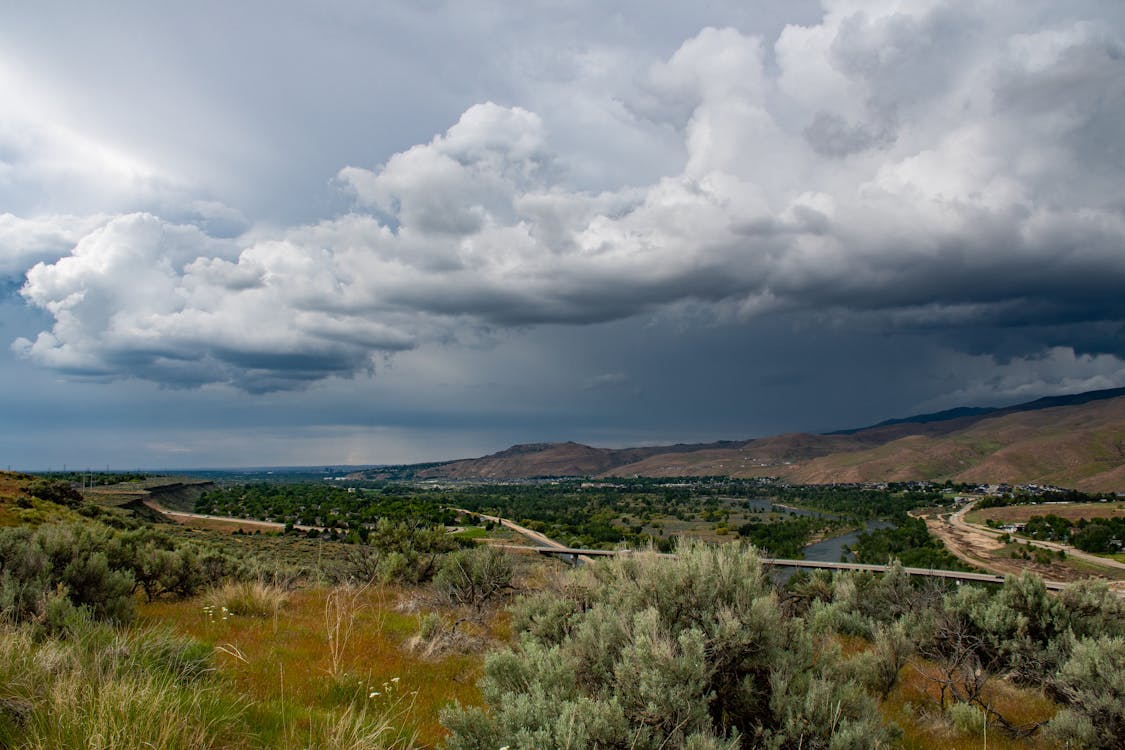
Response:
[201,580,290,618]
[0,580,497,750]
[0,621,247,750]
[140,584,495,747]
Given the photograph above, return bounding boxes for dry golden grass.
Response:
[139,585,491,747]
[883,655,1059,750]
[171,516,287,533]
[831,631,1059,748]
[0,472,85,528]
[971,501,1125,525]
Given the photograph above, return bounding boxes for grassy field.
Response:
[884,659,1058,750]
[968,501,1125,525]
[0,473,1087,749]
[139,584,499,748]
[0,473,86,527]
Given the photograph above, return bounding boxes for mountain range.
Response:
[349,387,1125,491]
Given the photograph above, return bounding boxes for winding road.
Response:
[923,501,1125,592]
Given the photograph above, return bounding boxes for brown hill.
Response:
[404,389,1125,491]
[413,440,744,480]
[415,441,630,479]
[608,397,1125,492]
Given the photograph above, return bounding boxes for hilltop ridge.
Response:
[345,387,1125,491]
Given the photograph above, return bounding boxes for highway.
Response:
[143,500,327,533]
[490,543,1072,590]
[147,499,1115,594]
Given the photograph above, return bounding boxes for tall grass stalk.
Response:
[324,582,369,677]
[0,621,241,750]
[306,704,419,750]
[201,580,289,619]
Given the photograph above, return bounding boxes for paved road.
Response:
[144,500,326,533]
[490,543,1081,590]
[454,508,595,563]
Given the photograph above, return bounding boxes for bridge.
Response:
[493,544,1071,591]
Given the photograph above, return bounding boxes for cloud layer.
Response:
[11,0,1125,392]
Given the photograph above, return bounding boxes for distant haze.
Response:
[2,1,1125,468]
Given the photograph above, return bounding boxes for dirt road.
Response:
[923,502,1125,591]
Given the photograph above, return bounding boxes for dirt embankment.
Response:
[922,503,1125,591]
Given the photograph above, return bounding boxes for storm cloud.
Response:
[10,1,1125,393]
[1,1,1125,468]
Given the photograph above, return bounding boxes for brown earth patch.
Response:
[971,501,1125,524]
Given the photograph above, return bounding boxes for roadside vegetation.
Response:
[2,471,1122,748]
[197,478,960,558]
[850,517,974,570]
[1014,514,1125,554]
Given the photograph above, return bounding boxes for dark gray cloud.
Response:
[2,0,1125,466]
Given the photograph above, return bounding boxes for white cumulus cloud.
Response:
[12,1,1125,392]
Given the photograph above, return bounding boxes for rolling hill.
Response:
[351,387,1125,491]
[608,391,1125,490]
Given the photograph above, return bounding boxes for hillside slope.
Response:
[405,389,1125,491]
[411,439,745,480]
[608,396,1125,491]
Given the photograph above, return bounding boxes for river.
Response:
[802,519,895,563]
[743,497,895,562]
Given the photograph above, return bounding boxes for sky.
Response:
[2,0,1125,469]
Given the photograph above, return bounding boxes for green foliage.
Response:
[0,524,135,623]
[847,621,913,699]
[29,471,151,487]
[975,487,1103,510]
[24,478,83,507]
[443,541,892,749]
[433,546,514,609]
[0,523,248,625]
[340,519,458,584]
[768,483,941,519]
[851,517,972,570]
[1021,513,1125,553]
[1046,636,1125,749]
[735,517,827,557]
[948,702,986,736]
[196,482,456,534]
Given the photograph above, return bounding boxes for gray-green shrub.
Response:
[442,540,893,750]
[1046,636,1125,749]
[433,546,514,609]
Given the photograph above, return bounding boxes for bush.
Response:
[24,479,83,508]
[1046,636,1125,749]
[442,540,892,750]
[0,523,249,626]
[948,702,986,736]
[432,547,514,610]
[341,520,459,584]
[846,621,913,699]
[0,524,134,624]
[200,580,288,618]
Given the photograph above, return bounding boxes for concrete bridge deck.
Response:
[495,544,1069,591]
